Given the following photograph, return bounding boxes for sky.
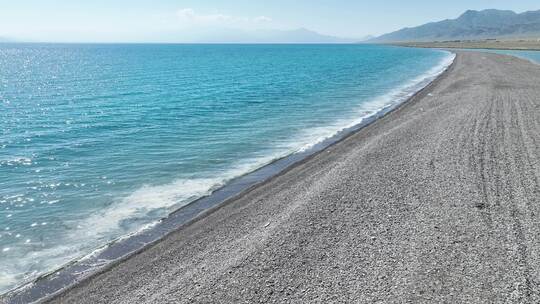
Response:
[1,0,540,42]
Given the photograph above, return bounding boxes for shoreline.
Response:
[1,52,455,303]
[15,50,540,303]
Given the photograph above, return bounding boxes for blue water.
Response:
[460,48,540,63]
[0,44,453,292]
[495,50,540,63]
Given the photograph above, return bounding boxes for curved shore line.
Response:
[1,52,455,304]
[33,50,540,304]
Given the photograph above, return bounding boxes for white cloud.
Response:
[254,16,273,23]
[176,8,232,23]
[175,8,272,28]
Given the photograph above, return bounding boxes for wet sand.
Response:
[20,51,540,303]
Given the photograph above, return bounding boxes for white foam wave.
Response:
[289,51,455,152]
[78,178,221,239]
[0,242,79,294]
[0,272,17,291]
[75,153,281,242]
[0,157,33,167]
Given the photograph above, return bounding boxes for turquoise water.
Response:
[0,44,453,292]
[460,48,540,63]
[496,50,540,63]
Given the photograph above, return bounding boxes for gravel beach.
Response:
[36,51,540,303]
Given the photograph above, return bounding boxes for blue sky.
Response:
[1,0,540,42]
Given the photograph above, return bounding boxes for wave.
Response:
[74,154,282,241]
[0,156,33,167]
[288,51,455,153]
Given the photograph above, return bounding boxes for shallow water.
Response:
[502,50,540,63]
[460,48,540,63]
[0,43,452,292]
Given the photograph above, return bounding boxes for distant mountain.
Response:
[371,9,540,42]
[174,28,355,43]
[0,29,355,44]
[247,28,355,43]
[357,35,375,42]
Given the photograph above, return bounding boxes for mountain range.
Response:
[371,9,540,42]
